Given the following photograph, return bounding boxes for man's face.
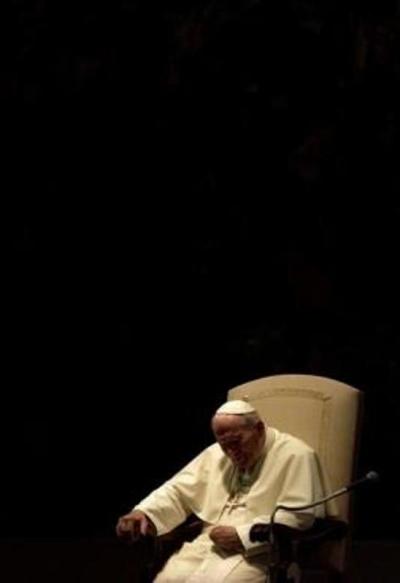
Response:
[211,414,265,471]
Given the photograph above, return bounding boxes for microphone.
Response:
[344,471,379,492]
[250,471,379,544]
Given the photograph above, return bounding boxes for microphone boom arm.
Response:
[269,487,347,544]
[269,471,379,544]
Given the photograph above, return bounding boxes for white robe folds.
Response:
[135,427,336,582]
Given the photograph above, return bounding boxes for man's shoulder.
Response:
[204,442,225,458]
[270,427,316,457]
[190,442,225,464]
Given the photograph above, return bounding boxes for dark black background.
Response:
[2,1,400,541]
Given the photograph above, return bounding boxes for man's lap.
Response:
[154,534,269,582]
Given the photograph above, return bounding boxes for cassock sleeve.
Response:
[236,448,325,555]
[133,447,211,535]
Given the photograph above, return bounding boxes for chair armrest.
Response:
[251,519,348,567]
[267,520,348,583]
[292,518,348,547]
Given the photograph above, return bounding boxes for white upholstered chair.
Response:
[228,374,364,582]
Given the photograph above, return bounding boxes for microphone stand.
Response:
[265,472,379,583]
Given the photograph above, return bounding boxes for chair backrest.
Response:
[228,374,363,574]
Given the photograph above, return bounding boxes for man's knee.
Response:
[153,558,192,583]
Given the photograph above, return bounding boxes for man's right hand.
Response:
[116,510,156,541]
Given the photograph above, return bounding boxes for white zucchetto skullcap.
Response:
[215,399,256,415]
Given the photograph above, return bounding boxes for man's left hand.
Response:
[209,526,244,553]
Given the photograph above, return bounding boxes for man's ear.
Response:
[256,420,265,435]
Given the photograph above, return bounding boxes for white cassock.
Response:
[134,426,337,582]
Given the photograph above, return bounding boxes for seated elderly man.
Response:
[116,400,330,582]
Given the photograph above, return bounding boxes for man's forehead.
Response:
[212,414,247,432]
